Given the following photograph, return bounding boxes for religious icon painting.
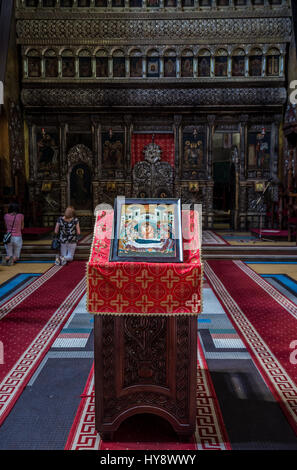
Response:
[182,131,205,170]
[28,57,41,77]
[112,0,125,6]
[101,131,125,169]
[182,0,194,6]
[113,57,126,77]
[45,56,58,77]
[60,0,73,6]
[232,56,245,76]
[147,0,160,6]
[36,129,60,178]
[249,55,262,77]
[198,56,210,77]
[96,57,108,77]
[130,57,143,77]
[110,197,183,263]
[165,0,177,7]
[70,163,92,210]
[247,131,271,170]
[147,58,160,77]
[62,57,75,77]
[79,57,92,77]
[43,0,56,6]
[164,58,176,77]
[181,57,193,77]
[215,56,227,76]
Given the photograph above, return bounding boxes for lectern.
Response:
[87,208,202,440]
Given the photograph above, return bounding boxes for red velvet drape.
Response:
[131,133,175,168]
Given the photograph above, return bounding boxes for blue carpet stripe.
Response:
[18,260,54,263]
[0,274,40,301]
[27,351,94,386]
[0,278,39,306]
[262,274,297,294]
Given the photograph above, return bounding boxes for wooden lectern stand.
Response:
[87,210,202,440]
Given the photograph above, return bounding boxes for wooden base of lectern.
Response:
[94,314,197,441]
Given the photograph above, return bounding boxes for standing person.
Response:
[3,203,24,265]
[54,206,80,266]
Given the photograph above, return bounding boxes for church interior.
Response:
[0,0,297,453]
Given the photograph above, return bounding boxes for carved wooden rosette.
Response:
[132,137,174,197]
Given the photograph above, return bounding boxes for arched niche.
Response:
[130,48,143,78]
[27,49,41,77]
[214,48,228,77]
[61,49,75,77]
[181,49,194,78]
[95,49,108,78]
[78,49,92,78]
[44,49,58,77]
[232,48,245,77]
[198,48,211,77]
[249,47,263,77]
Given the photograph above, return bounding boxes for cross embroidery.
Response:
[110,270,129,288]
[185,271,200,287]
[186,293,201,313]
[135,295,154,313]
[160,295,179,311]
[110,294,129,311]
[88,292,105,312]
[162,269,179,289]
[135,271,154,289]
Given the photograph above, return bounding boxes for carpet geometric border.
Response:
[65,339,231,450]
[0,265,62,321]
[204,261,297,435]
[0,277,85,426]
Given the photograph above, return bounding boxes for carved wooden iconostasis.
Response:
[14,0,291,230]
[24,111,282,231]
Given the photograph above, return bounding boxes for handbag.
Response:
[3,214,17,244]
[51,237,60,251]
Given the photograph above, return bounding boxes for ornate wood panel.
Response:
[94,314,198,440]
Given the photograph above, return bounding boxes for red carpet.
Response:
[0,261,86,425]
[65,337,230,451]
[205,260,297,434]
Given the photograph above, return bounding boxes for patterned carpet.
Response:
[0,260,297,450]
[0,262,86,426]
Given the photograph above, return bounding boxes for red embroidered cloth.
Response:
[87,210,202,316]
[131,133,175,168]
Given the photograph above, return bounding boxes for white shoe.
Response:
[55,255,60,265]
[60,256,67,266]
